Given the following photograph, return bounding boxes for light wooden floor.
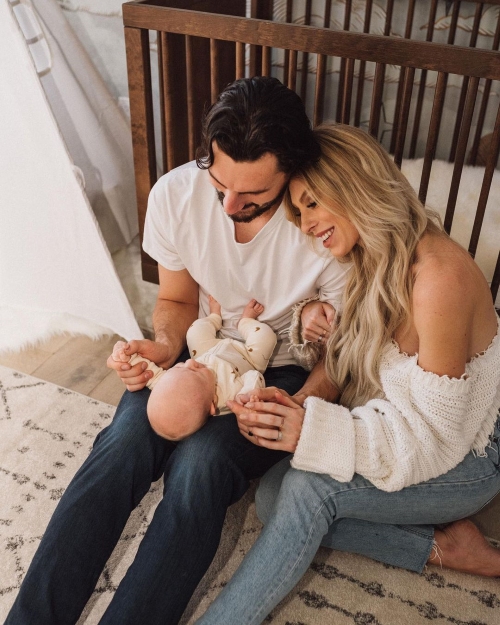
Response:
[1,333,500,542]
[0,333,125,406]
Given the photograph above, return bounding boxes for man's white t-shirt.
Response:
[143,162,350,367]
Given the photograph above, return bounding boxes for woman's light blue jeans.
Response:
[197,414,500,625]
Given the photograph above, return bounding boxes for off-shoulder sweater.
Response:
[291,315,500,492]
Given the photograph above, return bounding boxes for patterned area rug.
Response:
[1,365,499,624]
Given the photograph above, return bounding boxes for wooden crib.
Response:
[122,0,500,305]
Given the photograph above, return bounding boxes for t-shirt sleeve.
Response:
[142,175,187,271]
[316,258,351,313]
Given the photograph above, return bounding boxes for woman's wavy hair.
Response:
[284,123,443,407]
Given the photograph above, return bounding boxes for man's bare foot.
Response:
[428,519,500,577]
[208,295,221,316]
[242,299,264,320]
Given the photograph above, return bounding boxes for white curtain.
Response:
[0,0,142,350]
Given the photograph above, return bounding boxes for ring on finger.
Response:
[317,335,323,343]
[277,430,283,442]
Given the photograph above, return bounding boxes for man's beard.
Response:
[216,184,287,223]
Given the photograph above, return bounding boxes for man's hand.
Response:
[106,339,172,392]
[301,301,335,343]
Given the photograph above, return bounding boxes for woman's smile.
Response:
[288,178,359,257]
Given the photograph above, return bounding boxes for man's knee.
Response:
[92,389,159,458]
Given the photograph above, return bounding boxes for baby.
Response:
[113,297,277,441]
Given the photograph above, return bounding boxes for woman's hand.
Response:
[228,388,305,452]
[301,301,335,343]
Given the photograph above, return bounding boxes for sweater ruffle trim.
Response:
[384,315,500,388]
[287,295,324,371]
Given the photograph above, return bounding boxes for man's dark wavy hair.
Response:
[196,76,320,175]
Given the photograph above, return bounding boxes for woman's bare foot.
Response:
[242,299,264,320]
[428,519,500,577]
[208,295,221,316]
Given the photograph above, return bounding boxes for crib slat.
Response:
[369,1,393,135]
[469,79,492,166]
[262,45,271,76]
[393,66,415,168]
[235,41,245,80]
[324,0,332,28]
[282,0,293,87]
[469,2,483,48]
[409,0,439,158]
[157,32,167,175]
[449,4,483,162]
[300,0,312,103]
[288,48,297,92]
[419,72,448,205]
[447,1,461,45]
[469,101,500,256]
[384,0,395,36]
[354,0,373,127]
[405,0,417,33]
[340,57,355,125]
[444,76,480,234]
[390,0,416,154]
[249,0,273,77]
[185,35,196,161]
[124,25,157,281]
[314,54,327,126]
[344,0,352,28]
[364,0,374,26]
[336,0,352,122]
[491,252,500,305]
[369,63,386,138]
[210,39,219,104]
[469,15,500,165]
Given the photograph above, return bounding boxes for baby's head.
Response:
[147,359,217,441]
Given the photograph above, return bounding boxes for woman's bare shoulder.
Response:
[412,233,497,367]
[413,234,487,302]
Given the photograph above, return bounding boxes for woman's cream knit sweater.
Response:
[290,315,500,492]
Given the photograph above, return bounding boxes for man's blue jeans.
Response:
[5,361,308,625]
[197,416,500,625]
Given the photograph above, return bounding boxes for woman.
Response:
[197,124,500,624]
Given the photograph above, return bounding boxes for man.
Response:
[6,77,345,625]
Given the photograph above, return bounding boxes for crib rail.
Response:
[123,1,500,305]
[264,1,500,162]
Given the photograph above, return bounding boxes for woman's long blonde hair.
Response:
[285,124,442,407]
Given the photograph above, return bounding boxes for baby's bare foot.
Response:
[242,299,264,320]
[429,519,500,577]
[208,295,221,316]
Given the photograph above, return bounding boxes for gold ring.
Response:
[277,430,283,442]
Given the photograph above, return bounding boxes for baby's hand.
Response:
[112,341,131,363]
